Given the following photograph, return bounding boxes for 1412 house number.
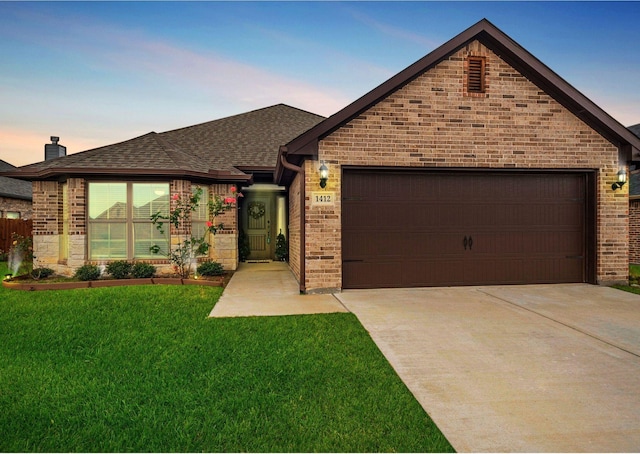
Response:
[311,192,335,206]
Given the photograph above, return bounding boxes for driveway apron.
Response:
[335,284,640,452]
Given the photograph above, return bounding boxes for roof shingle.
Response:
[4,104,325,181]
[0,160,32,200]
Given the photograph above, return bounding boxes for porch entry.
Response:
[240,185,287,261]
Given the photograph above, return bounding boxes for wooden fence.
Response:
[0,218,33,254]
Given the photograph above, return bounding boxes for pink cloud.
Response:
[0,127,100,167]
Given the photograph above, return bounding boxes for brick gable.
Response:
[298,40,624,292]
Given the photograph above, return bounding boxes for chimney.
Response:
[45,136,67,160]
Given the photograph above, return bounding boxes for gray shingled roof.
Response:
[5,104,325,181]
[0,160,32,200]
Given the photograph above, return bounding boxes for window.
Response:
[5,211,20,219]
[467,56,486,93]
[88,182,169,260]
[191,186,209,254]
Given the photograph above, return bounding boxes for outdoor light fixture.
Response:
[612,168,627,191]
[319,161,329,189]
[4,274,12,281]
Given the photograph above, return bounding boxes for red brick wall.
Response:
[301,39,625,292]
[288,173,302,283]
[32,181,60,236]
[630,199,640,264]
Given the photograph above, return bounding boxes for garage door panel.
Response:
[342,170,587,289]
[343,232,404,260]
[405,232,466,257]
[402,259,466,287]
[343,261,402,289]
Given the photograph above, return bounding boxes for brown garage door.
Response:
[342,170,590,289]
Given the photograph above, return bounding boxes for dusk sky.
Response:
[1,1,639,167]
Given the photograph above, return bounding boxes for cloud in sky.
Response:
[0,6,355,165]
[344,5,441,51]
[0,2,638,167]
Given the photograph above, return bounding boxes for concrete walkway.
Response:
[209,262,347,317]
[210,265,640,452]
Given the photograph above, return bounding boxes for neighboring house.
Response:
[0,159,32,219]
[628,124,640,263]
[1,104,324,275]
[275,19,640,292]
[3,19,640,289]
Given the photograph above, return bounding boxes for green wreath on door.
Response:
[248,201,266,220]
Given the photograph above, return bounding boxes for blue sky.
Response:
[1,1,639,166]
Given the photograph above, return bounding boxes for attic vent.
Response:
[467,57,486,93]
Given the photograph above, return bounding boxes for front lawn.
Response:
[0,262,453,452]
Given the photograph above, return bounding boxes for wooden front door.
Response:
[242,193,274,260]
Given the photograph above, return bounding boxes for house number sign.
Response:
[311,192,335,206]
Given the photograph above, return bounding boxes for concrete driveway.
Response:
[335,284,640,452]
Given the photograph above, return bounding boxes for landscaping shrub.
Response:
[197,260,224,276]
[30,267,54,280]
[131,262,156,279]
[106,260,132,279]
[74,264,101,281]
[275,231,288,261]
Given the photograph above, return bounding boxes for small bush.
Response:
[197,260,224,276]
[74,264,101,281]
[131,262,156,279]
[106,260,132,279]
[275,231,288,262]
[30,267,55,280]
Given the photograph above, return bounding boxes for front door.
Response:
[242,193,274,260]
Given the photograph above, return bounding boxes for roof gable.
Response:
[0,160,17,172]
[277,18,640,183]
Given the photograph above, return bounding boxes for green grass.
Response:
[0,262,453,452]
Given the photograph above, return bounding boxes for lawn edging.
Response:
[2,277,223,291]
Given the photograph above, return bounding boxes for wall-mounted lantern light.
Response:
[612,168,627,191]
[319,161,329,189]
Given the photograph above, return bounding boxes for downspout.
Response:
[280,152,306,293]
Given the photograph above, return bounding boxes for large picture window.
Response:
[88,182,170,260]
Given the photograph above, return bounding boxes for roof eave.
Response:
[3,167,253,183]
[0,191,32,201]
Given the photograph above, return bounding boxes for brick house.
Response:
[276,19,640,292]
[3,19,640,288]
[2,105,324,275]
[0,160,32,219]
[628,124,640,263]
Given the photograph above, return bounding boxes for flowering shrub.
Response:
[150,186,237,278]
